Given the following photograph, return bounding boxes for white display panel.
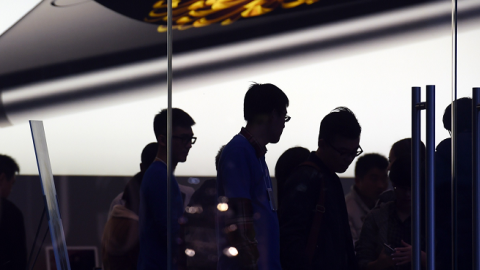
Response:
[30,121,71,270]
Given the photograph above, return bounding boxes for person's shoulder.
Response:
[367,201,392,223]
[221,135,255,160]
[436,138,451,154]
[345,187,354,201]
[224,135,250,151]
[284,163,322,190]
[0,198,23,221]
[141,161,167,186]
[144,161,166,176]
[345,190,359,209]
[1,198,21,212]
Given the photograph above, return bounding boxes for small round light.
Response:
[228,224,237,232]
[224,247,238,257]
[217,203,228,211]
[185,248,195,257]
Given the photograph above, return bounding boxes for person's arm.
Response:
[218,146,259,269]
[278,168,319,270]
[146,168,183,266]
[365,249,394,270]
[355,211,393,270]
[349,214,359,243]
[224,198,259,269]
[5,205,28,270]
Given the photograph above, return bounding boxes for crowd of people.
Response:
[0,83,475,270]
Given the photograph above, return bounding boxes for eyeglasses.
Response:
[325,140,363,158]
[285,115,291,122]
[173,135,197,145]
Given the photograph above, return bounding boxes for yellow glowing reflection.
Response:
[217,202,229,211]
[148,0,320,31]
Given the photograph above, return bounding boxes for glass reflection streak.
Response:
[29,120,71,270]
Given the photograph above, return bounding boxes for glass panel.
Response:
[448,0,480,269]
[2,0,477,269]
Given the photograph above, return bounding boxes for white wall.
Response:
[1,3,480,178]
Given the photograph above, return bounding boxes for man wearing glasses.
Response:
[279,107,361,270]
[216,83,289,270]
[138,108,196,270]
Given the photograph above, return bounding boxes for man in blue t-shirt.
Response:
[138,108,196,270]
[217,83,290,270]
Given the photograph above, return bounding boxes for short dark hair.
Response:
[141,142,158,166]
[275,147,310,184]
[318,107,361,143]
[390,138,425,163]
[355,153,388,179]
[275,147,310,209]
[153,108,195,139]
[389,156,412,188]
[0,154,20,180]
[123,142,159,214]
[443,97,472,133]
[244,83,289,122]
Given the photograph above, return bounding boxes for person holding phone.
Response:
[355,156,426,270]
[279,107,361,270]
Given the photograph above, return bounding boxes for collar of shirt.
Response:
[239,127,267,158]
[154,157,167,165]
[308,151,337,179]
[352,185,372,213]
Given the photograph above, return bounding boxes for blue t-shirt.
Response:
[216,135,281,270]
[138,161,184,270]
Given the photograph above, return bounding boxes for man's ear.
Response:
[157,134,167,147]
[252,114,269,124]
[318,138,325,149]
[0,173,5,182]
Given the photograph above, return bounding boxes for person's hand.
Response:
[367,249,394,270]
[391,240,412,265]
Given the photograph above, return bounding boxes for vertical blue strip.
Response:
[411,87,421,270]
[426,85,435,270]
[472,87,480,270]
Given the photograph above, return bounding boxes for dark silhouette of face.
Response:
[320,136,360,173]
[171,126,194,163]
[355,167,389,202]
[268,108,288,144]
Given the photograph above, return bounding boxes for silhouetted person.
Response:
[356,157,427,270]
[0,154,26,270]
[375,138,425,208]
[217,83,289,270]
[435,97,472,270]
[274,147,310,210]
[108,142,158,217]
[345,153,388,243]
[102,142,157,270]
[387,138,425,171]
[184,146,224,270]
[138,108,196,270]
[279,107,361,270]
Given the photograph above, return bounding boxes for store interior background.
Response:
[1,0,480,269]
